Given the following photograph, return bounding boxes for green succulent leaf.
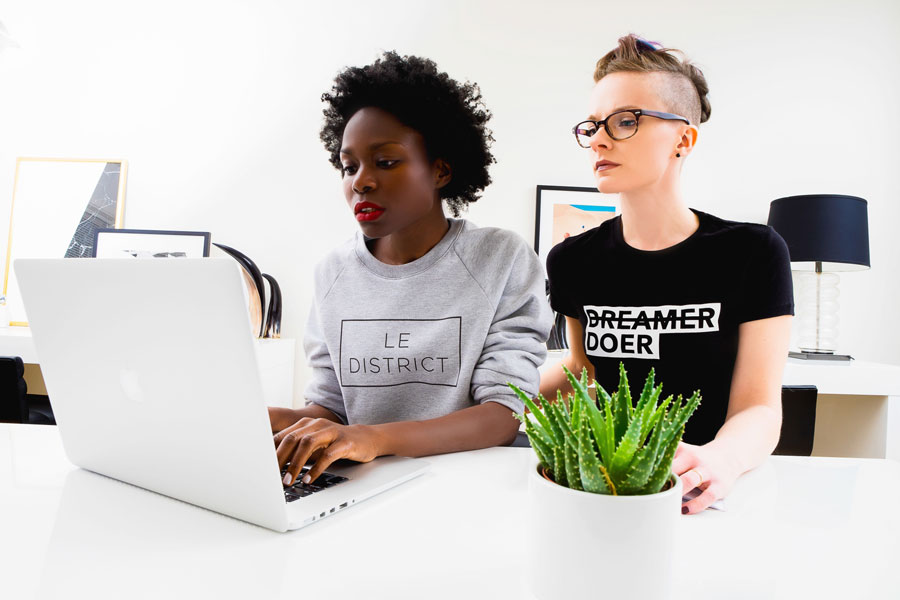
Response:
[583,393,612,467]
[638,385,663,442]
[524,419,552,468]
[610,412,643,481]
[614,362,632,442]
[546,396,579,453]
[619,414,667,493]
[551,444,567,487]
[563,433,583,491]
[634,368,656,414]
[576,412,610,494]
[508,384,559,444]
[645,425,683,494]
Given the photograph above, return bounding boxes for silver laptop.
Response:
[15,258,428,532]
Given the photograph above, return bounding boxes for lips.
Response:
[354,201,385,222]
[595,160,620,172]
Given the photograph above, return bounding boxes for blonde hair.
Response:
[593,34,711,126]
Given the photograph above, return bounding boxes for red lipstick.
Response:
[354,201,385,222]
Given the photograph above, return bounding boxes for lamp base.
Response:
[789,350,853,361]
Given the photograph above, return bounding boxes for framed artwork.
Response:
[3,157,127,326]
[534,185,618,269]
[93,229,211,259]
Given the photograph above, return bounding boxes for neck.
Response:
[372,202,450,265]
[618,178,698,251]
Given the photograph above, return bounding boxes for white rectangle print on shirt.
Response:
[339,317,462,387]
[582,303,721,360]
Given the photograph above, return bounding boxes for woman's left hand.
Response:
[671,441,741,515]
[274,418,384,486]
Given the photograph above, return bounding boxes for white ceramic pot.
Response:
[528,457,682,600]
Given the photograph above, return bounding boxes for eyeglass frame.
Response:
[572,109,691,147]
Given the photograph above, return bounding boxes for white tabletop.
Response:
[1,423,898,600]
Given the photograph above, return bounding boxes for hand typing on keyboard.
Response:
[273,417,383,486]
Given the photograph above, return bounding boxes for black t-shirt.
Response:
[546,209,794,445]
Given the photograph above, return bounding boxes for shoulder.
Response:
[451,219,543,296]
[452,218,535,265]
[695,210,788,257]
[312,235,355,300]
[696,210,779,243]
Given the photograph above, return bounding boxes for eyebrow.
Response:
[587,105,641,120]
[339,141,404,155]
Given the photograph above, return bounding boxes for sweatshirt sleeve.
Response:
[302,294,348,425]
[469,239,553,415]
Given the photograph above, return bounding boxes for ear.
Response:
[676,125,699,157]
[433,159,452,190]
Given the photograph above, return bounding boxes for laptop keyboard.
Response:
[281,465,349,503]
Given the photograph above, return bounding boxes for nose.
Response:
[588,126,612,153]
[352,164,377,195]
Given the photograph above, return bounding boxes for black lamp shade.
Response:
[767,194,870,271]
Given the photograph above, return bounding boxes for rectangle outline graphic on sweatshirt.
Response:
[338,317,463,388]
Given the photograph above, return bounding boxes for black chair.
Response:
[773,385,817,456]
[0,356,55,425]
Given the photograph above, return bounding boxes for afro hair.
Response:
[320,51,495,216]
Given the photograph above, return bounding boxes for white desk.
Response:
[1,423,899,600]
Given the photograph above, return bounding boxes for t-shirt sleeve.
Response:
[735,227,795,323]
[302,295,348,424]
[470,241,553,415]
[546,240,581,319]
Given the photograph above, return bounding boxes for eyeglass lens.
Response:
[575,111,639,146]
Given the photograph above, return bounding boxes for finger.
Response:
[679,469,703,495]
[302,442,352,485]
[275,420,327,472]
[283,430,334,486]
[274,421,315,467]
[273,417,315,446]
[671,450,695,476]
[275,428,304,471]
[682,486,720,515]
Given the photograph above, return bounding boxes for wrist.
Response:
[705,437,745,477]
[351,423,392,457]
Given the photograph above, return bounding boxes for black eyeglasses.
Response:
[572,109,690,147]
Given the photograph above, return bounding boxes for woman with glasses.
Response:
[269,51,552,488]
[541,34,794,514]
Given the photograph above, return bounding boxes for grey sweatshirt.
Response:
[303,218,552,425]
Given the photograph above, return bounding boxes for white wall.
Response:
[1,0,898,404]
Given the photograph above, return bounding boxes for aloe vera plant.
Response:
[510,363,700,496]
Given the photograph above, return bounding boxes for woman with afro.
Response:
[271,51,552,487]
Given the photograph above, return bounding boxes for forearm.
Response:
[364,401,521,458]
[540,352,594,399]
[709,404,781,475]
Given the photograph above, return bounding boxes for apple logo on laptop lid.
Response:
[119,368,145,404]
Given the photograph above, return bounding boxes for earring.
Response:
[676,153,681,158]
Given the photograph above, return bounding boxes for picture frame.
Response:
[93,228,212,259]
[3,157,128,326]
[534,185,618,269]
